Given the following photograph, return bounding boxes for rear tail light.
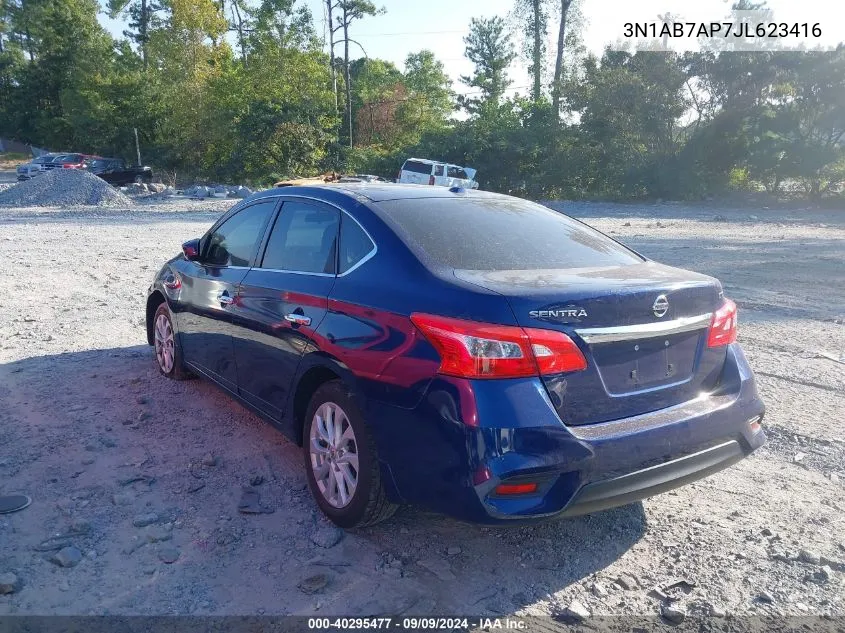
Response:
[707,299,738,347]
[494,482,538,496]
[410,313,587,379]
[428,175,435,185]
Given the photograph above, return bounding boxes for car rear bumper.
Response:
[369,343,764,524]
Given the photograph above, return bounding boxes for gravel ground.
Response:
[0,170,133,207]
[0,192,843,622]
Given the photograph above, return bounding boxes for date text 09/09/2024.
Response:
[623,22,822,39]
[308,617,526,630]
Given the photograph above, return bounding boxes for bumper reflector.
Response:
[494,482,538,496]
[748,415,763,433]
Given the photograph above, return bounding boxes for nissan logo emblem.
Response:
[653,294,669,318]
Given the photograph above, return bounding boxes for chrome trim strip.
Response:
[575,313,712,344]
[249,193,378,278]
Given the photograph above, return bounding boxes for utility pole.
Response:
[134,128,142,165]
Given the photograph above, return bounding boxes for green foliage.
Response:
[460,16,516,112]
[0,0,841,201]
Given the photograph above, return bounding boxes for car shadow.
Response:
[1,345,646,616]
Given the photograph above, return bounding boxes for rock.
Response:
[238,486,274,514]
[809,565,833,584]
[793,452,807,463]
[112,492,135,506]
[136,396,149,405]
[418,557,456,581]
[50,546,82,568]
[591,582,609,598]
[230,185,252,199]
[798,549,821,565]
[819,556,845,572]
[148,183,166,194]
[749,214,758,220]
[446,546,462,556]
[564,599,590,622]
[709,603,727,617]
[615,573,640,590]
[201,453,218,467]
[761,527,773,537]
[0,572,21,595]
[158,546,181,564]
[133,513,160,528]
[57,579,70,592]
[623,221,631,226]
[311,527,344,549]
[249,473,265,486]
[661,603,686,624]
[298,573,330,594]
[122,537,145,555]
[192,186,209,199]
[82,457,95,465]
[145,526,172,543]
[830,473,840,483]
[757,591,775,604]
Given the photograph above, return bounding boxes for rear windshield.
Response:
[402,160,433,175]
[376,197,643,271]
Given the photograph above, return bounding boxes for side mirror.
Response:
[182,239,201,261]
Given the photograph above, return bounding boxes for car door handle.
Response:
[217,291,235,305]
[284,313,311,326]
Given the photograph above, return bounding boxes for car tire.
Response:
[303,380,397,528]
[152,303,190,380]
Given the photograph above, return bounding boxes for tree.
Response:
[108,0,166,71]
[513,0,548,102]
[460,16,516,111]
[331,0,382,147]
[551,0,575,116]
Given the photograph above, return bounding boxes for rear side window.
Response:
[376,197,643,271]
[447,166,468,179]
[261,201,339,274]
[339,216,375,274]
[402,160,432,175]
[433,164,444,176]
[204,201,276,267]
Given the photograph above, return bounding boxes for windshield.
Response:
[375,196,643,271]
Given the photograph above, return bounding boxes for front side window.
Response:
[261,201,339,274]
[447,166,468,179]
[204,201,276,267]
[339,216,375,274]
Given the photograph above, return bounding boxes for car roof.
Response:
[246,182,502,204]
[403,157,473,170]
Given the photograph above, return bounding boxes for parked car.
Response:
[145,184,765,528]
[41,153,94,170]
[87,158,153,185]
[397,157,478,189]
[16,153,62,181]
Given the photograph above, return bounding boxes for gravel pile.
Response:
[0,169,133,207]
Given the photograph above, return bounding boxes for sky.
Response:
[98,0,844,99]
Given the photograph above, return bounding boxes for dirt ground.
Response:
[0,191,843,621]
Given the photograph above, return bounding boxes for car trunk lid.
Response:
[454,261,728,425]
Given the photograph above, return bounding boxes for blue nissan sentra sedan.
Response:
[145,184,765,528]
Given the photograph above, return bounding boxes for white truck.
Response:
[397,158,479,189]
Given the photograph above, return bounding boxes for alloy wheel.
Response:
[154,313,175,373]
[309,402,359,508]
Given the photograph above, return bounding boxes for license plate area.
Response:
[590,331,701,394]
